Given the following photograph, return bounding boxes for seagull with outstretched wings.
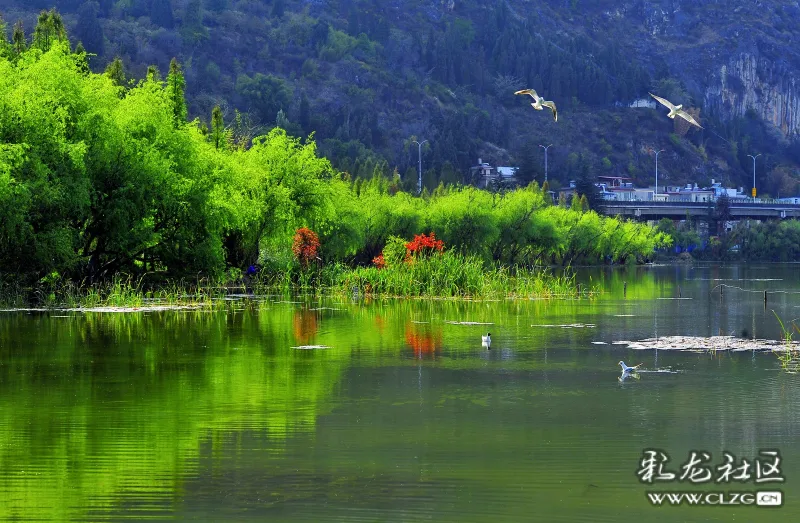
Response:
[515,88,558,122]
[649,92,703,128]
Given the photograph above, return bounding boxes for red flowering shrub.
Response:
[292,227,320,267]
[372,253,386,269]
[405,232,444,260]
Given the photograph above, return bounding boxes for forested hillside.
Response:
[1,0,799,196]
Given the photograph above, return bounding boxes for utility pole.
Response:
[653,149,665,197]
[539,144,553,183]
[747,153,761,199]
[412,140,428,194]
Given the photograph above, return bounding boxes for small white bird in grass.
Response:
[482,332,491,348]
[618,360,643,373]
[514,89,558,122]
[649,92,703,128]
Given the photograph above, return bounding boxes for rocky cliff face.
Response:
[706,54,800,137]
[518,0,800,139]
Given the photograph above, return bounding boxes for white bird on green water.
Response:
[618,360,642,373]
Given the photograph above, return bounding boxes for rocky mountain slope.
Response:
[1,0,798,196]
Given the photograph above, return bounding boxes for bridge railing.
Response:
[603,200,800,208]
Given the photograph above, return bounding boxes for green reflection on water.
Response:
[1,266,798,522]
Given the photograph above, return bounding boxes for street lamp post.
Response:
[747,153,761,200]
[539,144,553,182]
[654,149,665,198]
[412,140,428,194]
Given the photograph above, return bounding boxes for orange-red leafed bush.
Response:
[292,227,320,267]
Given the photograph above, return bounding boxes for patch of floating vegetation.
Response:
[531,323,596,328]
[616,336,800,353]
[2,305,206,313]
[291,345,332,350]
[66,305,204,313]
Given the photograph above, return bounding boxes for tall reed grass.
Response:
[336,252,591,299]
[2,254,593,308]
[772,310,800,373]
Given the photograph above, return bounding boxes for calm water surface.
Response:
[1,263,800,521]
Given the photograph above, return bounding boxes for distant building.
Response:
[629,98,657,109]
[778,196,800,204]
[472,158,519,188]
[664,184,715,202]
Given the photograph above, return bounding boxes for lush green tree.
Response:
[573,156,603,211]
[104,56,125,87]
[166,58,187,126]
[146,64,161,82]
[0,15,10,59]
[181,0,208,45]
[211,105,227,150]
[32,9,68,52]
[235,73,292,124]
[11,21,26,56]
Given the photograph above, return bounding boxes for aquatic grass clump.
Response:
[339,250,588,299]
[772,311,800,373]
[5,273,233,309]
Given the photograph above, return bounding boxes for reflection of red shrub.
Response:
[293,310,319,343]
[405,233,444,260]
[372,253,385,269]
[404,323,442,356]
[292,228,320,267]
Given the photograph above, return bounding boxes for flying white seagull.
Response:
[515,89,558,122]
[649,93,703,129]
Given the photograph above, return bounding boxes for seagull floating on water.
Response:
[618,360,642,373]
[482,332,491,348]
[515,89,558,122]
[649,93,703,128]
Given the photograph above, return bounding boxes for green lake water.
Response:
[1,263,800,521]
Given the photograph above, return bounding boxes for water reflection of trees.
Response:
[0,307,347,521]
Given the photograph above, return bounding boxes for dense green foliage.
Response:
[2,1,798,197]
[728,220,800,262]
[0,37,668,290]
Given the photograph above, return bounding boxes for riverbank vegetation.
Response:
[656,217,800,262]
[0,24,669,305]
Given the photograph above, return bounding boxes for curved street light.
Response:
[747,153,761,199]
[653,149,665,197]
[412,140,428,194]
[539,144,553,182]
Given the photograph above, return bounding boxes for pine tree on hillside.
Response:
[147,64,161,82]
[32,9,67,52]
[12,20,26,56]
[167,58,187,126]
[211,105,227,150]
[105,57,126,88]
[0,15,10,59]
